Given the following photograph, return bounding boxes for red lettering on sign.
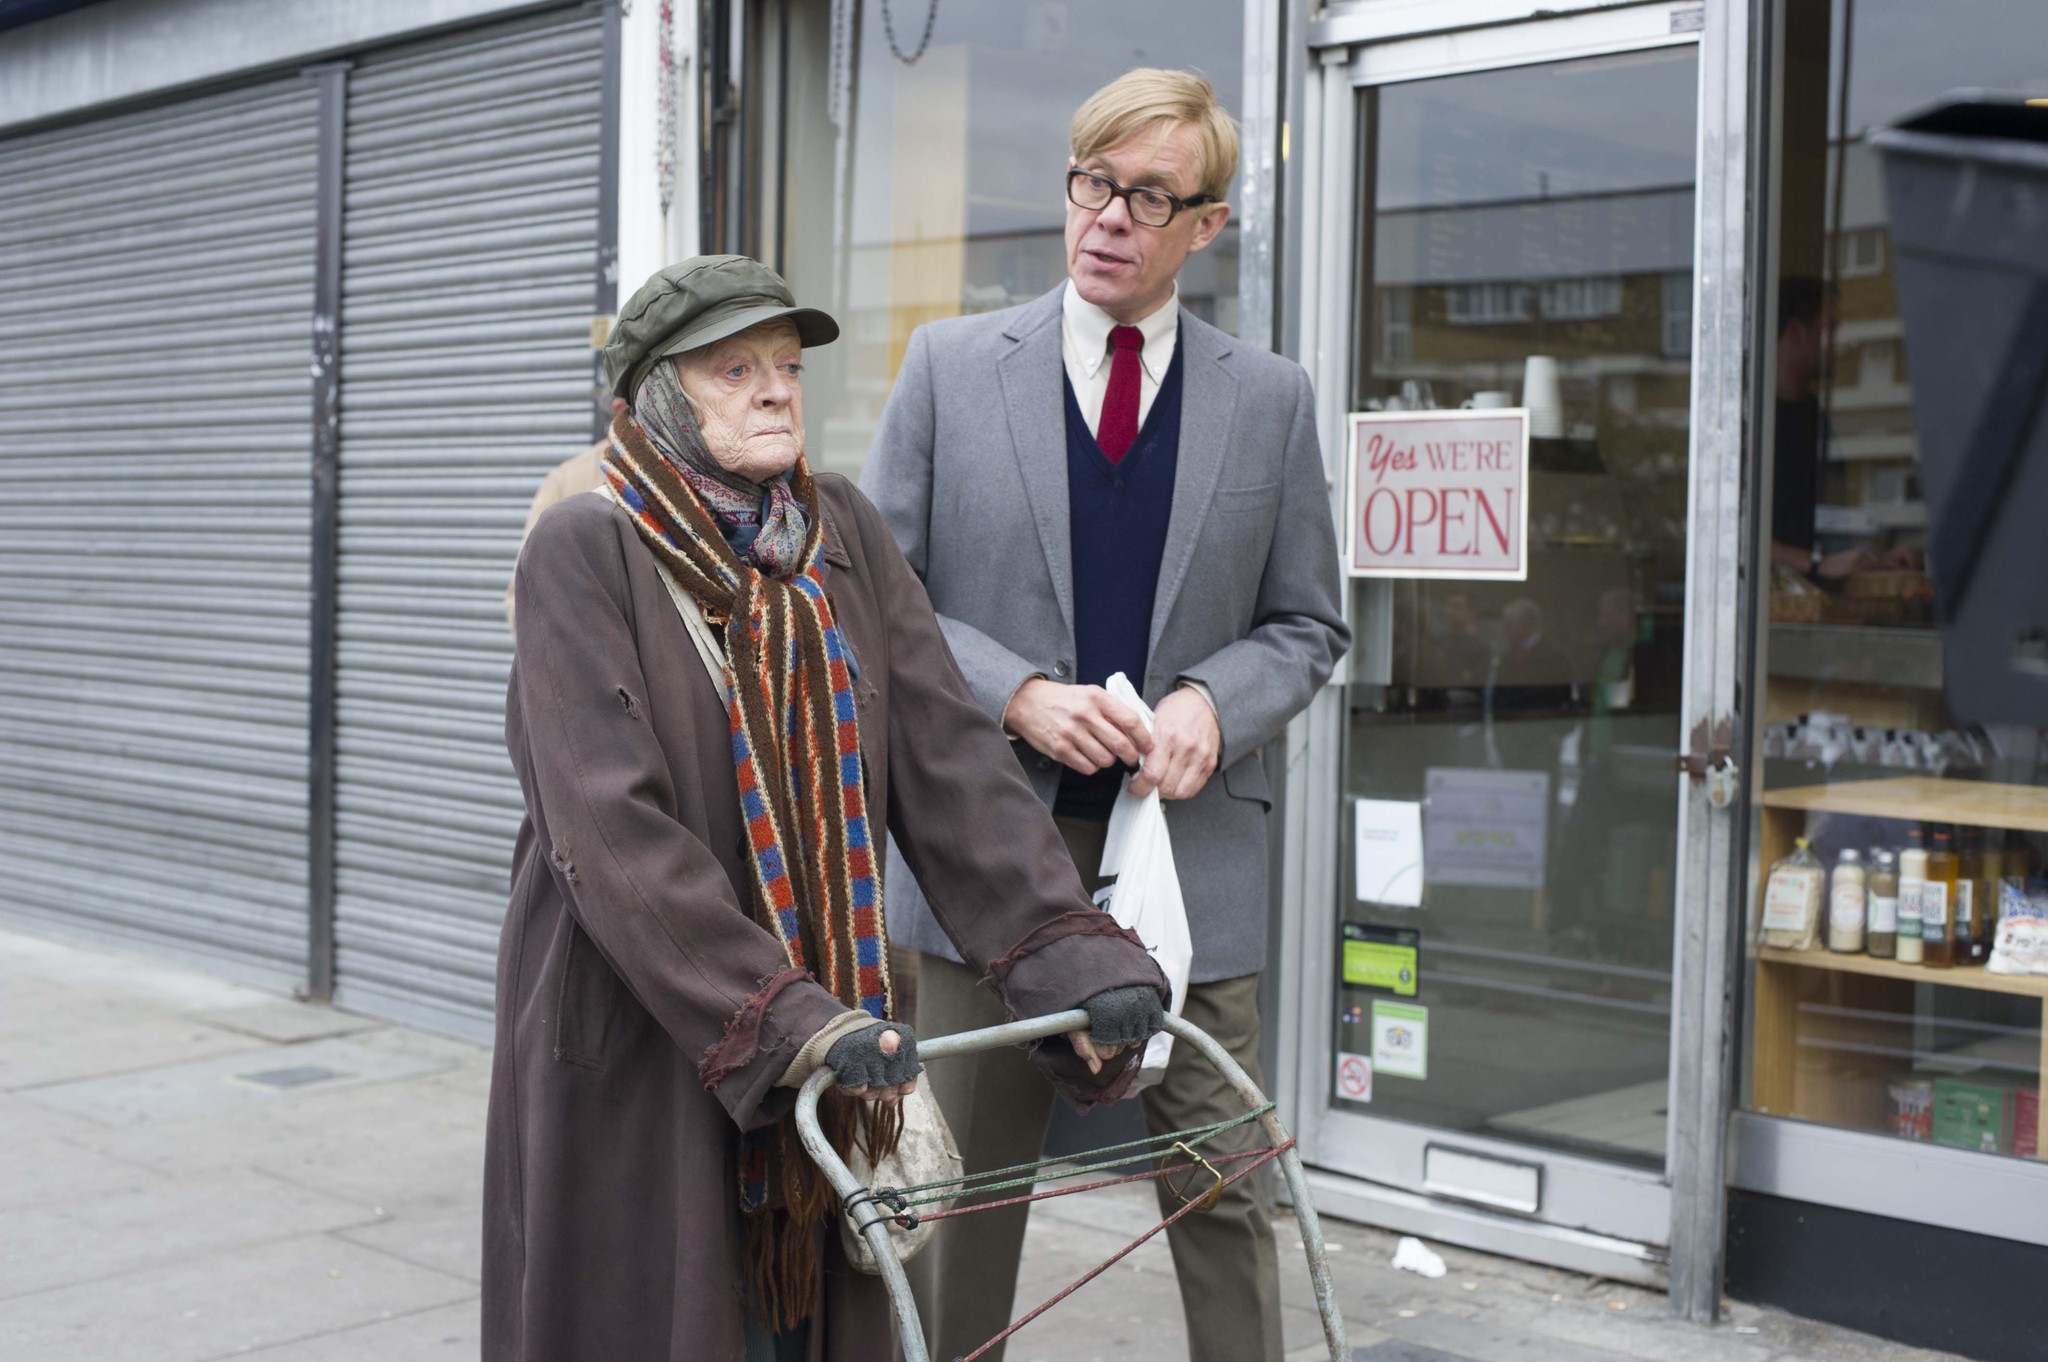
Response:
[1475,487,1515,556]
[1402,488,1438,554]
[1361,488,1400,555]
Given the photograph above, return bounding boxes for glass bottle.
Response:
[1866,849,1899,959]
[1955,829,1983,966]
[1828,848,1867,953]
[1923,828,1958,968]
[1973,831,2004,963]
[1897,829,1927,965]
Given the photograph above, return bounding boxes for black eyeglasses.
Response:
[1066,168,1214,228]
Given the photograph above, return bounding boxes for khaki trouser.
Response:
[909,815,1283,1362]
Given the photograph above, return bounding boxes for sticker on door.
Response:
[1372,1000,1429,1080]
[1335,1052,1374,1103]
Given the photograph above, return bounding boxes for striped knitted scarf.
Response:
[601,410,897,1330]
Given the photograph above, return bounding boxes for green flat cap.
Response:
[604,255,839,400]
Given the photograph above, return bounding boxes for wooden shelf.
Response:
[1755,945,2048,1001]
[1760,777,2048,834]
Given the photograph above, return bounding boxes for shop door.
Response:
[1300,4,1706,1265]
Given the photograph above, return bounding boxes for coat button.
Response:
[1053,659,1072,679]
[1037,756,1054,772]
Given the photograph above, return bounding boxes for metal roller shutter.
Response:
[334,7,603,1033]
[0,78,318,985]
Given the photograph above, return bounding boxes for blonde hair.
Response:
[1070,68,1240,203]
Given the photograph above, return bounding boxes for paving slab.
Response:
[0,1170,380,1301]
[0,1013,269,1091]
[229,1299,481,1360]
[186,1000,383,1045]
[0,1135,163,1215]
[0,933,258,1014]
[62,1071,485,1211]
[0,1091,98,1143]
[336,1199,482,1286]
[20,1033,459,1129]
[0,1233,474,1362]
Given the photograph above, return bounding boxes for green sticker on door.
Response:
[1372,1000,1429,1080]
[1341,922,1419,996]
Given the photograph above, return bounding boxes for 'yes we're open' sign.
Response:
[1344,410,1529,581]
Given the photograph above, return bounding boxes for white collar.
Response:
[1062,280,1179,383]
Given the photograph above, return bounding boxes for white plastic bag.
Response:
[1093,673,1194,1090]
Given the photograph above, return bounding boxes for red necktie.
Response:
[1096,325,1145,463]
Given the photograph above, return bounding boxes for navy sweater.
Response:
[1055,339,1186,819]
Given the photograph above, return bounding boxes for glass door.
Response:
[1301,5,1704,1254]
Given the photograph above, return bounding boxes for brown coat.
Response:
[484,474,1164,1361]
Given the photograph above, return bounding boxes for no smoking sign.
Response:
[1335,1052,1373,1103]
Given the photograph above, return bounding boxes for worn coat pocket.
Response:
[552,919,618,1069]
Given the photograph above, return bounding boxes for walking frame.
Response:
[795,1009,1349,1362]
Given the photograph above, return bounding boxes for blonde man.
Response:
[862,69,1348,1362]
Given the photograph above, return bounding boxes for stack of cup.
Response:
[1522,356,1564,438]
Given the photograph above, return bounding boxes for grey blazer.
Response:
[860,286,1350,982]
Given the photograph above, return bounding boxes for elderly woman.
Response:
[484,256,1167,1361]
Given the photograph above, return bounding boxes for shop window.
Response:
[1745,0,2048,1167]
[750,0,1245,481]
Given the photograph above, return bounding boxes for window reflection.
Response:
[769,0,1244,480]
[1747,0,2048,1162]
[1340,48,1698,1169]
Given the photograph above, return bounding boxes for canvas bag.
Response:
[837,1079,963,1272]
[1094,673,1195,1089]
[596,486,963,1270]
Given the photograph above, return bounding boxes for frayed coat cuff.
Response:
[776,1009,879,1089]
[697,968,852,1130]
[987,911,1169,1112]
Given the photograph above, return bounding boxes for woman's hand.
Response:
[1065,984,1166,1075]
[826,1021,920,1102]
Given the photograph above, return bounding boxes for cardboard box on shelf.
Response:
[1932,1074,2038,1156]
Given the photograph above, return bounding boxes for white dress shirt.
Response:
[1059,280,1180,437]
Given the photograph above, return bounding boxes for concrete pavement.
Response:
[0,928,1959,1361]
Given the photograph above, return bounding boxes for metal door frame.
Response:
[1282,0,1753,1310]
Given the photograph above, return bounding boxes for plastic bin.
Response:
[1873,95,2048,723]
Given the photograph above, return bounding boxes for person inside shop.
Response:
[487,254,1168,1361]
[1432,589,1492,690]
[860,68,1349,1362]
[1769,275,1915,583]
[1489,598,1580,716]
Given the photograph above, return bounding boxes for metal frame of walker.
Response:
[795,1009,1349,1361]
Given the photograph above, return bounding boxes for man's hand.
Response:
[1128,688,1219,801]
[1815,544,1883,582]
[1003,678,1151,775]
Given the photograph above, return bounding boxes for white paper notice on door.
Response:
[1354,799,1423,907]
[1422,767,1548,889]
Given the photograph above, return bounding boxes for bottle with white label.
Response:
[1866,849,1899,958]
[1828,848,1867,953]
[1897,831,1928,965]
